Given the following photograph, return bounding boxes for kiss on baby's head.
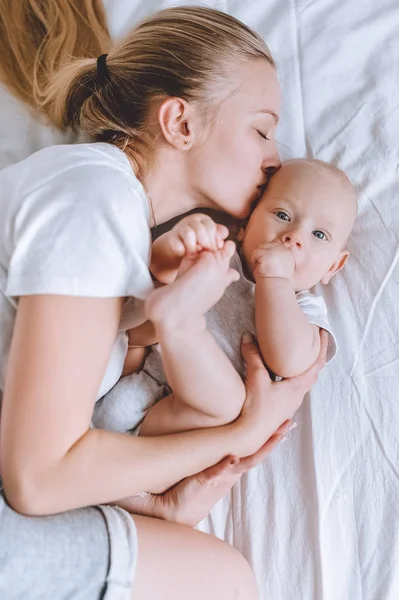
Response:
[240,159,357,292]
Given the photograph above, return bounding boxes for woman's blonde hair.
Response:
[0,0,110,111]
[0,2,275,158]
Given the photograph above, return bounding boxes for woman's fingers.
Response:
[236,434,283,470]
[202,419,295,480]
[274,419,294,437]
[118,418,298,527]
[283,328,328,396]
[238,331,324,458]
[111,491,157,517]
[316,328,328,367]
[230,421,295,473]
[241,333,271,381]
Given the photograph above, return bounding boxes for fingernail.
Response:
[280,436,288,443]
[288,422,297,431]
[242,333,254,343]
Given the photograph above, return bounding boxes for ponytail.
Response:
[0,0,110,117]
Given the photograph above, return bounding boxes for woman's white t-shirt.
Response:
[0,142,154,398]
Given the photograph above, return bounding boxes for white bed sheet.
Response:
[0,1,398,599]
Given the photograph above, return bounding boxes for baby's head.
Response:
[240,159,357,291]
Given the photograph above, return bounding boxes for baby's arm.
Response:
[252,244,320,378]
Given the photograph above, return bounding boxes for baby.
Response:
[93,159,357,437]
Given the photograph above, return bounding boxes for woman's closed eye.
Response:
[257,130,271,141]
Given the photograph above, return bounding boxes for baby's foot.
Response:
[145,241,239,332]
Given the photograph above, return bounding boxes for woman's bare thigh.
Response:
[131,515,258,600]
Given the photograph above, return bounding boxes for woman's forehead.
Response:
[220,60,281,116]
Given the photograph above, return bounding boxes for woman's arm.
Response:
[115,419,293,527]
[0,295,240,515]
[0,295,326,516]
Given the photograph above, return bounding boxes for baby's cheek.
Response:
[297,258,325,289]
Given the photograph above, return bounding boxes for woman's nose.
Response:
[262,140,281,174]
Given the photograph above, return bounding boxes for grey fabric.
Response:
[0,492,137,600]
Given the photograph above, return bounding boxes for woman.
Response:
[0,3,326,599]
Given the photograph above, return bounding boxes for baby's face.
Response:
[241,160,357,291]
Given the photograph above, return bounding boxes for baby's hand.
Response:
[252,243,295,282]
[168,214,229,257]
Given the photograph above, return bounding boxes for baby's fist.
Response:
[252,243,295,281]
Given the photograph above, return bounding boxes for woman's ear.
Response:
[157,98,194,149]
[321,250,350,285]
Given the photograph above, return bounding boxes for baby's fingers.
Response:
[179,225,199,254]
[168,235,187,257]
[194,220,219,251]
[220,239,237,260]
[215,224,230,248]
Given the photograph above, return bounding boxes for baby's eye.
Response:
[275,211,290,221]
[313,230,327,240]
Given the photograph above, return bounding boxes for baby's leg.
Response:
[122,321,158,377]
[140,391,231,436]
[121,346,149,377]
[143,243,246,435]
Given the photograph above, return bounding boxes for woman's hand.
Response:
[113,420,293,527]
[233,329,328,458]
[115,329,326,512]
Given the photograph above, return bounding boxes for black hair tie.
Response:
[96,53,109,84]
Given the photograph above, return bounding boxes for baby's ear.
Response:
[237,227,246,242]
[321,250,350,285]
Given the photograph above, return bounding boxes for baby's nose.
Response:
[282,231,302,247]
